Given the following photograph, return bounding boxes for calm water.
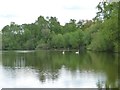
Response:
[0,50,119,88]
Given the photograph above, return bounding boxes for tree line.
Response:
[2,2,119,52]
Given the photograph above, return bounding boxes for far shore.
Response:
[1,48,119,53]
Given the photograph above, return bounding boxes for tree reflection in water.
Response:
[2,50,119,88]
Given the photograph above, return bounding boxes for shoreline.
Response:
[1,48,119,53]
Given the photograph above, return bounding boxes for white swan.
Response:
[75,50,79,54]
[62,51,65,54]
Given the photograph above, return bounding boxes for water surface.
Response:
[0,50,118,88]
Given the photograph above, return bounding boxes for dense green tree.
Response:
[63,33,71,48]
[1,2,119,52]
[62,19,77,33]
[95,2,118,21]
[88,2,118,52]
[41,28,50,43]
[48,17,62,34]
[51,34,64,48]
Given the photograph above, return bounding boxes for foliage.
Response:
[88,2,118,52]
[2,2,119,52]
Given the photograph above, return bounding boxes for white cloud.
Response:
[0,0,100,30]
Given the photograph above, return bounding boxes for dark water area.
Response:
[0,50,119,88]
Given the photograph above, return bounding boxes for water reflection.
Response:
[1,50,119,88]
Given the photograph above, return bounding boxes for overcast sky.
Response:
[0,0,101,30]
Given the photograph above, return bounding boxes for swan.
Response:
[75,50,79,54]
[62,51,65,54]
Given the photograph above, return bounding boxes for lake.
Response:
[0,50,119,88]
